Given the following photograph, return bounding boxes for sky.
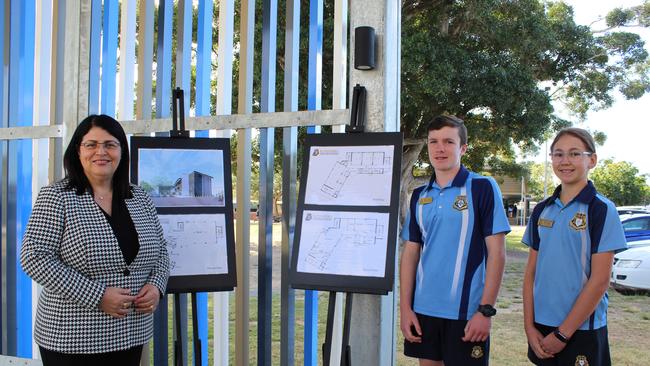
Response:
[530,0,650,178]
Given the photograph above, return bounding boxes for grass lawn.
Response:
[163,225,650,365]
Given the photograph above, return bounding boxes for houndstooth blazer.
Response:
[20,180,169,354]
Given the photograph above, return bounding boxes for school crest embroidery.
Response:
[570,212,587,231]
[575,355,589,366]
[453,195,468,211]
[471,346,484,359]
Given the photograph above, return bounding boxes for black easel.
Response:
[322,84,367,366]
[170,88,201,366]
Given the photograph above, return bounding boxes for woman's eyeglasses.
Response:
[80,141,121,151]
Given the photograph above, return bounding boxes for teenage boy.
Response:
[400,115,510,365]
[522,128,626,365]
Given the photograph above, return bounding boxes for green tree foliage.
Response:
[591,159,650,206]
[401,0,650,190]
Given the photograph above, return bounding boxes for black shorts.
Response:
[527,323,610,366]
[404,312,489,366]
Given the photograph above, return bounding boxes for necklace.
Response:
[95,191,111,201]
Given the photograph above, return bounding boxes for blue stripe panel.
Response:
[195,292,208,366]
[153,296,169,366]
[100,0,119,116]
[307,0,323,111]
[88,0,102,114]
[8,0,35,357]
[259,1,278,364]
[304,291,319,366]
[194,3,212,364]
[0,0,3,344]
[155,0,173,118]
[304,1,323,364]
[196,0,213,118]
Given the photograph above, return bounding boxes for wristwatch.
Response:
[477,304,497,317]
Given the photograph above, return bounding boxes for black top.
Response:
[100,197,140,265]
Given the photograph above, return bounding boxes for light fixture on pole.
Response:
[354,26,376,70]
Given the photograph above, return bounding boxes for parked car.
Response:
[617,206,650,215]
[611,244,650,295]
[620,213,650,247]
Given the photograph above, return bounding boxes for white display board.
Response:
[160,213,229,276]
[304,145,395,206]
[296,210,389,277]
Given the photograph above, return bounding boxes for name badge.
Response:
[419,197,433,205]
[538,218,554,228]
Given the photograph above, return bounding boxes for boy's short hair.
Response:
[550,127,596,154]
[426,115,468,145]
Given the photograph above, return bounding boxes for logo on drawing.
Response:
[453,195,468,211]
[471,346,483,359]
[570,212,587,231]
[575,355,589,366]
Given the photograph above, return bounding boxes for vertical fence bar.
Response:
[155,0,173,119]
[7,0,35,357]
[194,1,214,364]
[305,0,323,364]
[88,0,101,115]
[327,0,348,364]
[136,3,154,363]
[136,0,154,121]
[176,0,192,109]
[33,0,53,357]
[236,0,255,365]
[214,1,234,364]
[175,1,193,364]
[118,0,136,120]
[100,0,118,116]
[280,0,299,364]
[0,0,7,351]
[258,0,277,364]
[153,2,173,365]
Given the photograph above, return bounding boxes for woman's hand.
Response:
[134,283,161,314]
[100,287,136,318]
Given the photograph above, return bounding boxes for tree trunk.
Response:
[400,138,429,227]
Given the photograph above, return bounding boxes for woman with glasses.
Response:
[522,128,626,366]
[21,114,169,365]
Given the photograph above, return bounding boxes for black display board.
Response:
[130,136,236,293]
[290,132,403,295]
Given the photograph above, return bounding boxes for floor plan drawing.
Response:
[159,213,229,276]
[297,210,389,277]
[305,145,394,206]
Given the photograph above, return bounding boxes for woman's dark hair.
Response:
[63,114,131,199]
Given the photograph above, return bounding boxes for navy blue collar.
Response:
[427,165,470,190]
[550,181,597,204]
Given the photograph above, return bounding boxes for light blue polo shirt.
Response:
[401,166,510,320]
[522,181,627,330]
